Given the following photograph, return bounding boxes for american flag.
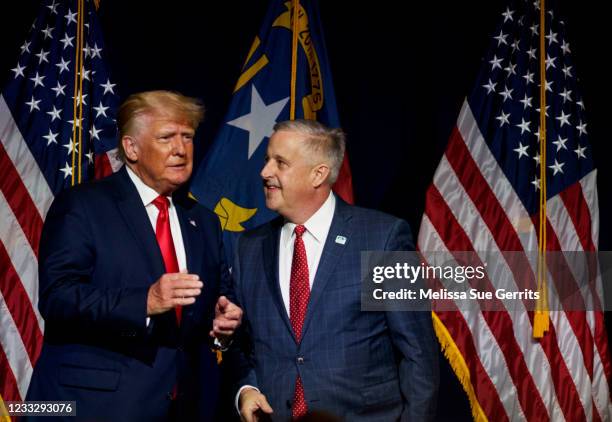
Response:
[417,0,612,420]
[0,0,120,405]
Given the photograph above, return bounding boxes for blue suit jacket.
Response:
[231,198,439,421]
[26,166,229,421]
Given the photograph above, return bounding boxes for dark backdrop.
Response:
[1,1,609,420]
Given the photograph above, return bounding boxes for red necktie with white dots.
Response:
[152,195,181,325]
[289,224,309,419]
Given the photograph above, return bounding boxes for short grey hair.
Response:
[273,119,346,183]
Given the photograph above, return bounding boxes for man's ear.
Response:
[122,136,138,162]
[311,163,331,188]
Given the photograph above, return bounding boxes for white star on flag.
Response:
[65,9,77,24]
[496,111,510,126]
[89,125,101,141]
[489,55,503,70]
[60,162,73,178]
[516,118,530,134]
[552,135,568,151]
[483,79,497,94]
[12,63,26,78]
[556,110,570,127]
[227,85,289,159]
[26,96,41,112]
[520,93,532,109]
[63,138,78,154]
[100,79,116,95]
[20,40,31,54]
[47,106,62,121]
[43,129,59,145]
[51,82,66,97]
[35,50,49,64]
[549,159,565,175]
[60,33,74,49]
[30,72,46,88]
[93,102,109,118]
[514,142,529,158]
[56,58,71,74]
[574,145,587,159]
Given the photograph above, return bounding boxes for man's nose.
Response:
[260,161,272,179]
[171,137,186,155]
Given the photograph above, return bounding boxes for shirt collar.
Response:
[282,191,336,245]
[126,165,173,207]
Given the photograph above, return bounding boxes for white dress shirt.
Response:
[278,191,335,316]
[235,191,336,411]
[127,167,188,328]
[126,166,187,271]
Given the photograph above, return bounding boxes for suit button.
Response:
[296,357,304,364]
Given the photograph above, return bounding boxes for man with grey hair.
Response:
[231,119,439,421]
[272,119,346,183]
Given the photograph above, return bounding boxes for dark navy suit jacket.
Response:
[26,166,229,421]
[230,198,439,421]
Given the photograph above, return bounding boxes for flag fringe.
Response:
[432,311,488,422]
[0,394,10,422]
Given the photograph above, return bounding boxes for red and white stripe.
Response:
[0,93,118,403]
[0,95,51,402]
[418,99,612,421]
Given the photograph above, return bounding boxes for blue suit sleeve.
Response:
[225,235,259,395]
[38,190,149,335]
[383,219,439,421]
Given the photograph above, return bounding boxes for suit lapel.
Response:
[175,205,202,276]
[301,199,351,340]
[263,219,295,340]
[175,204,203,331]
[113,167,165,278]
[114,167,188,335]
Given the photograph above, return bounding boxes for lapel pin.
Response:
[335,235,347,245]
[189,219,197,227]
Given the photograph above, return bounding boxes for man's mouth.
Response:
[264,182,280,191]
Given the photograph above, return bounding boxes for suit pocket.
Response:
[361,378,402,407]
[59,364,120,391]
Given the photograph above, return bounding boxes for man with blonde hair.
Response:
[27,90,242,421]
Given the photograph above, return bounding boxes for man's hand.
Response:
[147,270,202,316]
[210,296,243,341]
[239,388,273,422]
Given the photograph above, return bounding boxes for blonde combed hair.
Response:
[117,90,204,160]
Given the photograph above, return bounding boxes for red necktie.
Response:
[152,195,181,325]
[290,225,309,419]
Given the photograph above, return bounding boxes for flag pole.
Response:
[289,0,300,120]
[77,0,86,184]
[70,0,85,186]
[534,0,549,338]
